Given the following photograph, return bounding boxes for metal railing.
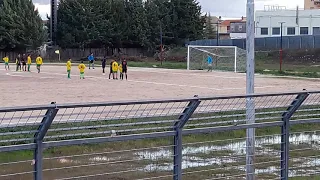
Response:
[0,91,320,180]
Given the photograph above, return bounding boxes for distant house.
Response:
[219,17,246,39]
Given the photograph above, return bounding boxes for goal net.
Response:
[187,45,246,72]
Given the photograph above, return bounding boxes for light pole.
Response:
[160,22,163,66]
[279,22,285,71]
[216,16,221,46]
[246,0,255,179]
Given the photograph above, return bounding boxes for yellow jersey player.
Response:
[66,58,72,79]
[112,60,119,80]
[27,54,32,72]
[36,55,43,73]
[119,64,123,80]
[78,61,86,79]
[2,55,9,71]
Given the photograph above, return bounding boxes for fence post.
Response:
[280,93,309,180]
[173,97,200,180]
[34,102,59,180]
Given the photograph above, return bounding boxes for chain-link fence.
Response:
[0,91,320,180]
[188,35,320,51]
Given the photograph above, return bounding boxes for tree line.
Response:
[0,0,46,51]
[0,0,209,52]
[57,0,205,51]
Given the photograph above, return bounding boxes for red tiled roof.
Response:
[221,19,246,26]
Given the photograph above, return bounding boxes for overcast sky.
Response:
[33,0,304,19]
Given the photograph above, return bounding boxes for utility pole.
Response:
[279,22,285,71]
[246,0,255,179]
[160,22,163,66]
[216,16,221,46]
[50,0,58,45]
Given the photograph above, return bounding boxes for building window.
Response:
[313,27,320,35]
[238,25,243,31]
[272,27,280,35]
[261,28,268,35]
[287,27,295,35]
[300,27,309,35]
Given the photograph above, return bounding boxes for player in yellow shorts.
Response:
[27,54,32,72]
[78,61,86,79]
[66,58,72,79]
[112,60,119,80]
[2,55,9,70]
[119,64,124,80]
[36,55,43,73]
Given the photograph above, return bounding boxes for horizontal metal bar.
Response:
[0,91,316,113]
[43,131,175,148]
[290,118,320,125]
[55,169,140,180]
[292,113,320,118]
[0,122,42,129]
[198,91,313,101]
[56,98,197,109]
[53,106,185,117]
[136,174,174,180]
[48,120,177,132]
[0,159,34,166]
[0,171,35,177]
[0,138,34,143]
[45,126,173,140]
[50,113,183,125]
[182,121,284,135]
[0,104,55,113]
[185,116,281,128]
[0,143,36,152]
[0,130,38,136]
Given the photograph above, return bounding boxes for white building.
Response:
[255,8,320,37]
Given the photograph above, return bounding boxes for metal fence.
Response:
[188,35,320,51]
[0,91,320,180]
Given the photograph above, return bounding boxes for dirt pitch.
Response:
[1,64,320,107]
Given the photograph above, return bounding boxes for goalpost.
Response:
[187,45,247,73]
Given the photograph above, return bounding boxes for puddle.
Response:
[54,132,320,177]
[57,158,80,164]
[134,132,320,177]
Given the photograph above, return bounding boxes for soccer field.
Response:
[1,64,320,107]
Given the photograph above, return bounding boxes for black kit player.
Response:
[21,54,27,71]
[16,54,22,71]
[122,59,128,80]
[102,57,106,75]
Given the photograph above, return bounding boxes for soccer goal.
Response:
[187,45,246,72]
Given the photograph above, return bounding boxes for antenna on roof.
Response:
[296,5,299,25]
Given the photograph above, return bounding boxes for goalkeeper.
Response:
[207,55,213,72]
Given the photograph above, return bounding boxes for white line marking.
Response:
[35,71,275,91]
[128,68,245,79]
[9,74,31,77]
[40,77,55,79]
[0,69,287,91]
